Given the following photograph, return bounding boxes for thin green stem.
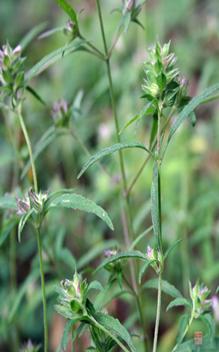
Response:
[96,2,148,350]
[152,271,162,352]
[36,226,49,352]
[90,316,130,352]
[172,307,194,352]
[17,105,38,192]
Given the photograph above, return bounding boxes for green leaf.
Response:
[45,193,114,230]
[167,83,219,145]
[176,313,190,346]
[151,162,162,248]
[166,297,191,311]
[26,85,47,106]
[19,22,47,50]
[143,278,183,298]
[200,314,215,338]
[25,38,84,81]
[77,143,151,179]
[95,250,147,273]
[119,102,154,134]
[93,312,136,352]
[57,320,73,352]
[130,225,153,250]
[18,209,33,242]
[38,26,65,40]
[164,239,182,260]
[138,261,150,284]
[55,0,78,28]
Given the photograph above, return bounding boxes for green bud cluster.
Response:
[146,245,162,273]
[55,272,88,319]
[142,42,188,114]
[190,282,211,319]
[0,43,25,107]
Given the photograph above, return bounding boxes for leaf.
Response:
[57,320,73,352]
[19,22,47,50]
[55,0,78,28]
[119,102,154,134]
[77,142,151,179]
[164,239,182,260]
[167,83,219,145]
[45,193,114,230]
[151,162,162,248]
[143,278,183,298]
[25,38,84,81]
[176,313,190,346]
[138,261,150,284]
[18,209,33,242]
[93,312,136,352]
[38,26,65,40]
[130,225,153,250]
[200,314,215,338]
[95,250,147,273]
[26,85,47,106]
[166,297,191,311]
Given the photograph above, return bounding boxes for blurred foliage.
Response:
[1,0,219,351]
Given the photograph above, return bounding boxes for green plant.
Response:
[1,1,219,351]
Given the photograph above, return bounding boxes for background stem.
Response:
[36,226,49,352]
[152,272,162,352]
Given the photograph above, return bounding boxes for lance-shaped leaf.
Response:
[18,209,34,242]
[45,193,114,230]
[78,142,151,179]
[167,83,219,146]
[151,162,162,249]
[95,250,147,273]
[25,38,84,81]
[143,278,183,298]
[166,297,191,311]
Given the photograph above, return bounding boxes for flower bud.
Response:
[16,196,30,216]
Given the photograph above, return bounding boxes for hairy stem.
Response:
[17,105,38,192]
[36,226,49,352]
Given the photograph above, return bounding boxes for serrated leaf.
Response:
[166,297,190,311]
[25,38,84,80]
[95,250,147,273]
[46,193,114,230]
[93,312,136,352]
[151,162,162,249]
[77,143,151,179]
[143,278,183,298]
[167,83,219,146]
[55,0,78,28]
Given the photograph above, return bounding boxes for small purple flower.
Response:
[51,99,68,124]
[16,197,30,216]
[104,249,117,258]
[13,45,22,56]
[146,245,154,261]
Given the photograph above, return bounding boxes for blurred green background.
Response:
[1,0,219,351]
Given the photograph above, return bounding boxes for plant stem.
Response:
[90,316,130,352]
[36,226,49,352]
[172,308,194,352]
[96,2,148,350]
[17,105,38,192]
[152,272,162,352]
